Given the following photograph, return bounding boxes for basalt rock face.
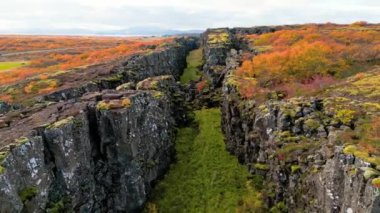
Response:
[230,26,277,35]
[42,37,197,103]
[201,28,236,87]
[0,37,195,212]
[136,75,192,125]
[120,37,197,83]
[221,68,380,213]
[0,101,21,115]
[205,28,380,212]
[0,90,176,212]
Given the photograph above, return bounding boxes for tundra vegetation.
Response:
[0,22,380,212]
[0,36,174,103]
[231,22,380,190]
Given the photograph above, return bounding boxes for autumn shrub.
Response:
[24,79,59,94]
[195,80,208,93]
[0,36,174,85]
[235,25,380,100]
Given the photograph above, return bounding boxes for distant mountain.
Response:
[98,27,204,36]
[0,27,204,36]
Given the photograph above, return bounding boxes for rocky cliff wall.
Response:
[0,89,177,212]
[42,37,197,103]
[217,34,380,212]
[221,84,380,212]
[0,37,196,212]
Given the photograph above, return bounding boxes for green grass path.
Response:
[146,108,264,213]
[180,48,203,84]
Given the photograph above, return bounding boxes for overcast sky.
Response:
[0,0,379,34]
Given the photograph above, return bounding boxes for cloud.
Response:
[0,0,379,33]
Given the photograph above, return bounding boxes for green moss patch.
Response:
[335,109,356,126]
[304,118,321,131]
[96,98,132,110]
[207,32,231,46]
[19,186,38,203]
[146,108,264,212]
[361,167,380,180]
[15,136,29,145]
[46,200,65,213]
[255,163,270,171]
[332,70,380,100]
[343,144,380,167]
[372,177,380,188]
[48,116,74,129]
[291,165,301,174]
[270,201,288,213]
[0,166,5,174]
[0,151,8,162]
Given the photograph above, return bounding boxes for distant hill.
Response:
[0,27,204,37]
[107,27,204,36]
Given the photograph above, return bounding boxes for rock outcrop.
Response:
[0,37,196,212]
[215,29,380,212]
[42,37,197,103]
[201,28,235,86]
[0,90,176,212]
[221,86,380,212]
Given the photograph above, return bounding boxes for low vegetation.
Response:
[19,186,38,203]
[96,98,132,111]
[180,48,203,84]
[227,24,380,174]
[207,29,231,46]
[0,36,175,103]
[146,109,264,212]
[0,61,28,72]
[235,24,380,99]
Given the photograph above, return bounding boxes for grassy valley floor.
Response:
[180,48,203,84]
[145,108,264,213]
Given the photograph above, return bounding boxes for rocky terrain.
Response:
[0,38,196,212]
[0,24,380,212]
[213,27,380,212]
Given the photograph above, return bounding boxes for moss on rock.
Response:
[362,167,380,180]
[254,163,269,171]
[0,166,5,174]
[335,109,356,126]
[372,177,380,188]
[15,136,29,145]
[19,186,38,203]
[207,32,231,45]
[304,118,320,131]
[48,116,74,129]
[97,98,132,111]
[291,165,301,174]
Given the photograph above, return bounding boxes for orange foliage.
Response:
[24,80,59,94]
[196,80,208,93]
[237,77,260,99]
[241,41,346,85]
[0,35,142,52]
[0,95,13,102]
[0,36,174,85]
[236,25,380,99]
[369,117,380,140]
